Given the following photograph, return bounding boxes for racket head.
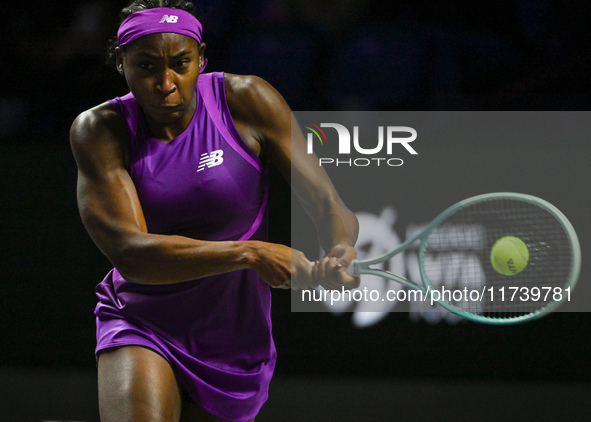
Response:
[418,192,581,324]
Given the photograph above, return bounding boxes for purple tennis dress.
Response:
[95,72,275,421]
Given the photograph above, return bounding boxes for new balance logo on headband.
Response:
[159,15,179,23]
[197,150,224,172]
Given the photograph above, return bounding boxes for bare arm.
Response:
[225,74,359,289]
[69,102,292,287]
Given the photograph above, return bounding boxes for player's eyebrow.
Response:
[134,50,194,60]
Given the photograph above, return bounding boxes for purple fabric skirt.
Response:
[95,267,276,421]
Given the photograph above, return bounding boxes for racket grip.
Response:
[347,259,360,277]
[310,259,359,277]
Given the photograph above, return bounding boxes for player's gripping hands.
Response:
[311,244,359,291]
[246,241,358,291]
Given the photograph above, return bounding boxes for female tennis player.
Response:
[69,1,358,421]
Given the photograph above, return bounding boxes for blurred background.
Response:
[1,0,590,420]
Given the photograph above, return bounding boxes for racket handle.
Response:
[347,259,360,277]
[309,259,359,276]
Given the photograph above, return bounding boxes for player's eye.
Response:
[138,62,155,70]
[175,59,190,69]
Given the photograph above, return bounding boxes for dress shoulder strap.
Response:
[198,72,264,173]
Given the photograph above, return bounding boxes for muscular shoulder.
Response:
[223,73,292,161]
[70,102,130,170]
[224,73,290,129]
[71,102,127,145]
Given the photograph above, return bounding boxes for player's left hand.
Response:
[312,244,359,291]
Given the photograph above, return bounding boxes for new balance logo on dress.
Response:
[159,15,179,23]
[197,150,224,172]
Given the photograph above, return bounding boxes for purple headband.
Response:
[117,8,207,71]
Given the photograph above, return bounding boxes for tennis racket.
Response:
[348,192,581,324]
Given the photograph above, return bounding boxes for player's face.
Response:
[117,33,205,126]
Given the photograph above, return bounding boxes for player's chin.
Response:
[148,104,185,122]
[156,111,185,124]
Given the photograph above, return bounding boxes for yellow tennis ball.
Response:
[490,236,529,276]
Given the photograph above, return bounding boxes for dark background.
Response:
[1,0,590,420]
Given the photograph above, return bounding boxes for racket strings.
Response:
[421,198,575,319]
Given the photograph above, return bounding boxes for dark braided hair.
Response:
[106,0,201,68]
